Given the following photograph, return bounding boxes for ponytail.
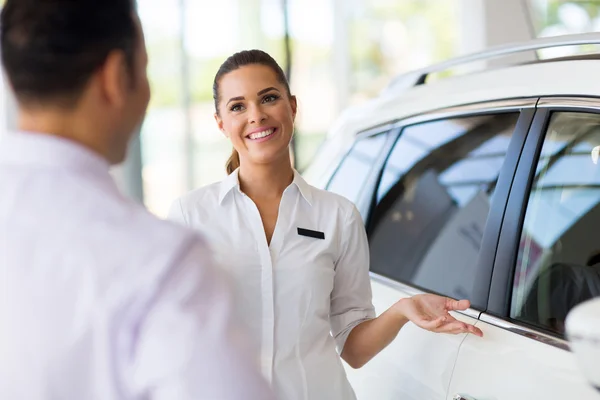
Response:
[225,148,240,175]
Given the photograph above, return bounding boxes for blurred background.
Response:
[1,0,600,217]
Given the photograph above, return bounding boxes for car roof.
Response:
[304,53,600,185]
[333,58,600,137]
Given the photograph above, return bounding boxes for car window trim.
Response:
[324,98,538,205]
[355,129,401,219]
[388,98,538,130]
[538,96,600,111]
[479,313,570,351]
[324,127,398,210]
[363,100,537,310]
[488,96,600,349]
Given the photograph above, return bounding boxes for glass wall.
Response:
[138,0,338,216]
[137,0,462,217]
[529,0,600,58]
[347,0,458,103]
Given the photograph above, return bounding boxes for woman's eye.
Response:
[263,94,279,103]
[230,104,244,112]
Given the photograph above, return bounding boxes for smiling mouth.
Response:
[247,128,276,140]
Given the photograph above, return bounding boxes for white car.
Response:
[303,33,600,400]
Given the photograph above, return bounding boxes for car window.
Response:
[326,131,388,204]
[511,112,600,337]
[368,113,519,304]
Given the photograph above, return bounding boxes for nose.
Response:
[248,104,268,125]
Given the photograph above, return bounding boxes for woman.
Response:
[169,50,483,400]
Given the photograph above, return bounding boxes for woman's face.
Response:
[215,64,297,168]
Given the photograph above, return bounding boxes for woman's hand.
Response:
[393,294,484,337]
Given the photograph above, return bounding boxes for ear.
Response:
[214,113,228,138]
[99,50,129,108]
[289,95,298,120]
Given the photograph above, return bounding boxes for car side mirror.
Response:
[566,297,600,393]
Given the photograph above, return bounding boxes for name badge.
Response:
[297,228,325,240]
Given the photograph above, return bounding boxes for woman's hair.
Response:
[213,49,291,174]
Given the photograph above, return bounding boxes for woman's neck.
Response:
[238,156,294,200]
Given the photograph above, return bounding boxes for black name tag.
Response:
[297,228,325,240]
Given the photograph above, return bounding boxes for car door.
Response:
[327,99,536,400]
[447,98,600,400]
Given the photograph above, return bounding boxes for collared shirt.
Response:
[0,132,273,400]
[169,168,376,400]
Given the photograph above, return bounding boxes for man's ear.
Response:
[290,95,298,120]
[214,113,228,137]
[99,50,129,108]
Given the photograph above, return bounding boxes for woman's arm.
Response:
[341,295,483,369]
[340,304,408,369]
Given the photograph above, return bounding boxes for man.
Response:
[0,1,273,399]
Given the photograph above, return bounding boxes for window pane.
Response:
[376,117,495,201]
[512,112,600,337]
[327,132,388,204]
[368,113,519,304]
[439,156,506,185]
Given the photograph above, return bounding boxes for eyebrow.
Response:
[257,87,280,96]
[226,87,281,105]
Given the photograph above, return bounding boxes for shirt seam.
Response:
[335,204,354,270]
[177,198,189,225]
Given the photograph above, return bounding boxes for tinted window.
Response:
[511,112,600,337]
[369,113,519,303]
[327,132,388,204]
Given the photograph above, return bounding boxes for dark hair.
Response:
[1,0,138,108]
[212,50,291,174]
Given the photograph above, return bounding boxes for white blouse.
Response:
[169,168,375,400]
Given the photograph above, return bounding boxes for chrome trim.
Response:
[355,98,537,139]
[459,308,482,320]
[479,313,570,351]
[538,97,600,111]
[453,395,476,400]
[385,32,600,93]
[391,98,537,130]
[369,272,482,319]
[356,123,396,139]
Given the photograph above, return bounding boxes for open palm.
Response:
[395,294,483,337]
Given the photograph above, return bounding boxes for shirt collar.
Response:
[218,168,313,206]
[291,169,313,206]
[0,131,111,177]
[218,168,242,204]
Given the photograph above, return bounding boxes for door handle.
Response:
[453,395,477,400]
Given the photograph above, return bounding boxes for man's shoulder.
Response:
[101,204,214,284]
[120,204,204,252]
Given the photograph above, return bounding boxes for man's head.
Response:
[1,0,150,164]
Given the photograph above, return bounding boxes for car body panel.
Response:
[344,276,477,400]
[447,317,598,400]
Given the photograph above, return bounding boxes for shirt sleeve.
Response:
[329,204,376,353]
[130,238,274,400]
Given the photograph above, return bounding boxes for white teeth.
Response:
[249,129,274,140]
